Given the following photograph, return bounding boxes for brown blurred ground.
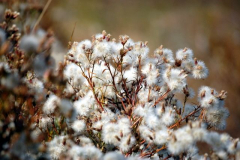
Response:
[42,0,240,137]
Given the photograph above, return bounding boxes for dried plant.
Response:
[0,3,240,160]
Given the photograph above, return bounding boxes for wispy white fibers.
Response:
[40,31,239,159]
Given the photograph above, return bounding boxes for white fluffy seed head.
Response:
[102,123,120,145]
[73,92,96,116]
[205,106,229,130]
[161,107,176,126]
[72,120,86,133]
[43,95,60,114]
[132,41,149,59]
[103,152,125,160]
[39,116,53,130]
[138,125,154,143]
[119,135,136,152]
[198,86,219,108]
[92,41,112,59]
[154,48,175,64]
[176,48,193,61]
[154,129,169,145]
[163,68,187,92]
[192,61,208,79]
[123,66,137,82]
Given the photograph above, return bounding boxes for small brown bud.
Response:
[120,131,123,138]
[233,138,239,148]
[115,135,121,141]
[196,65,202,70]
[175,59,182,67]
[200,90,206,99]
[208,99,213,105]
[5,9,19,20]
[161,103,165,113]
[218,90,227,100]
[149,135,154,140]
[82,44,86,50]
[173,134,177,142]
[211,89,214,95]
[127,135,131,145]
[120,49,127,57]
[102,30,107,36]
[204,153,208,160]
[128,46,133,51]
[62,139,66,145]
[162,57,169,63]
[194,58,198,65]
[158,49,163,56]
[188,120,192,128]
[183,47,188,52]
[106,34,111,41]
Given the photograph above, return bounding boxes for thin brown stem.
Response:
[182,94,188,115]
[169,106,202,129]
[33,0,52,32]
[153,89,171,107]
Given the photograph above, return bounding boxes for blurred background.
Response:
[2,0,240,138]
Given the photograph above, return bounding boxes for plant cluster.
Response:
[0,6,240,160]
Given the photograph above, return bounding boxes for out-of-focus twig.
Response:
[33,0,52,32]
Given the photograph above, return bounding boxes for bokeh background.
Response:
[2,0,240,138]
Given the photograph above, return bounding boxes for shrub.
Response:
[0,8,239,160]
